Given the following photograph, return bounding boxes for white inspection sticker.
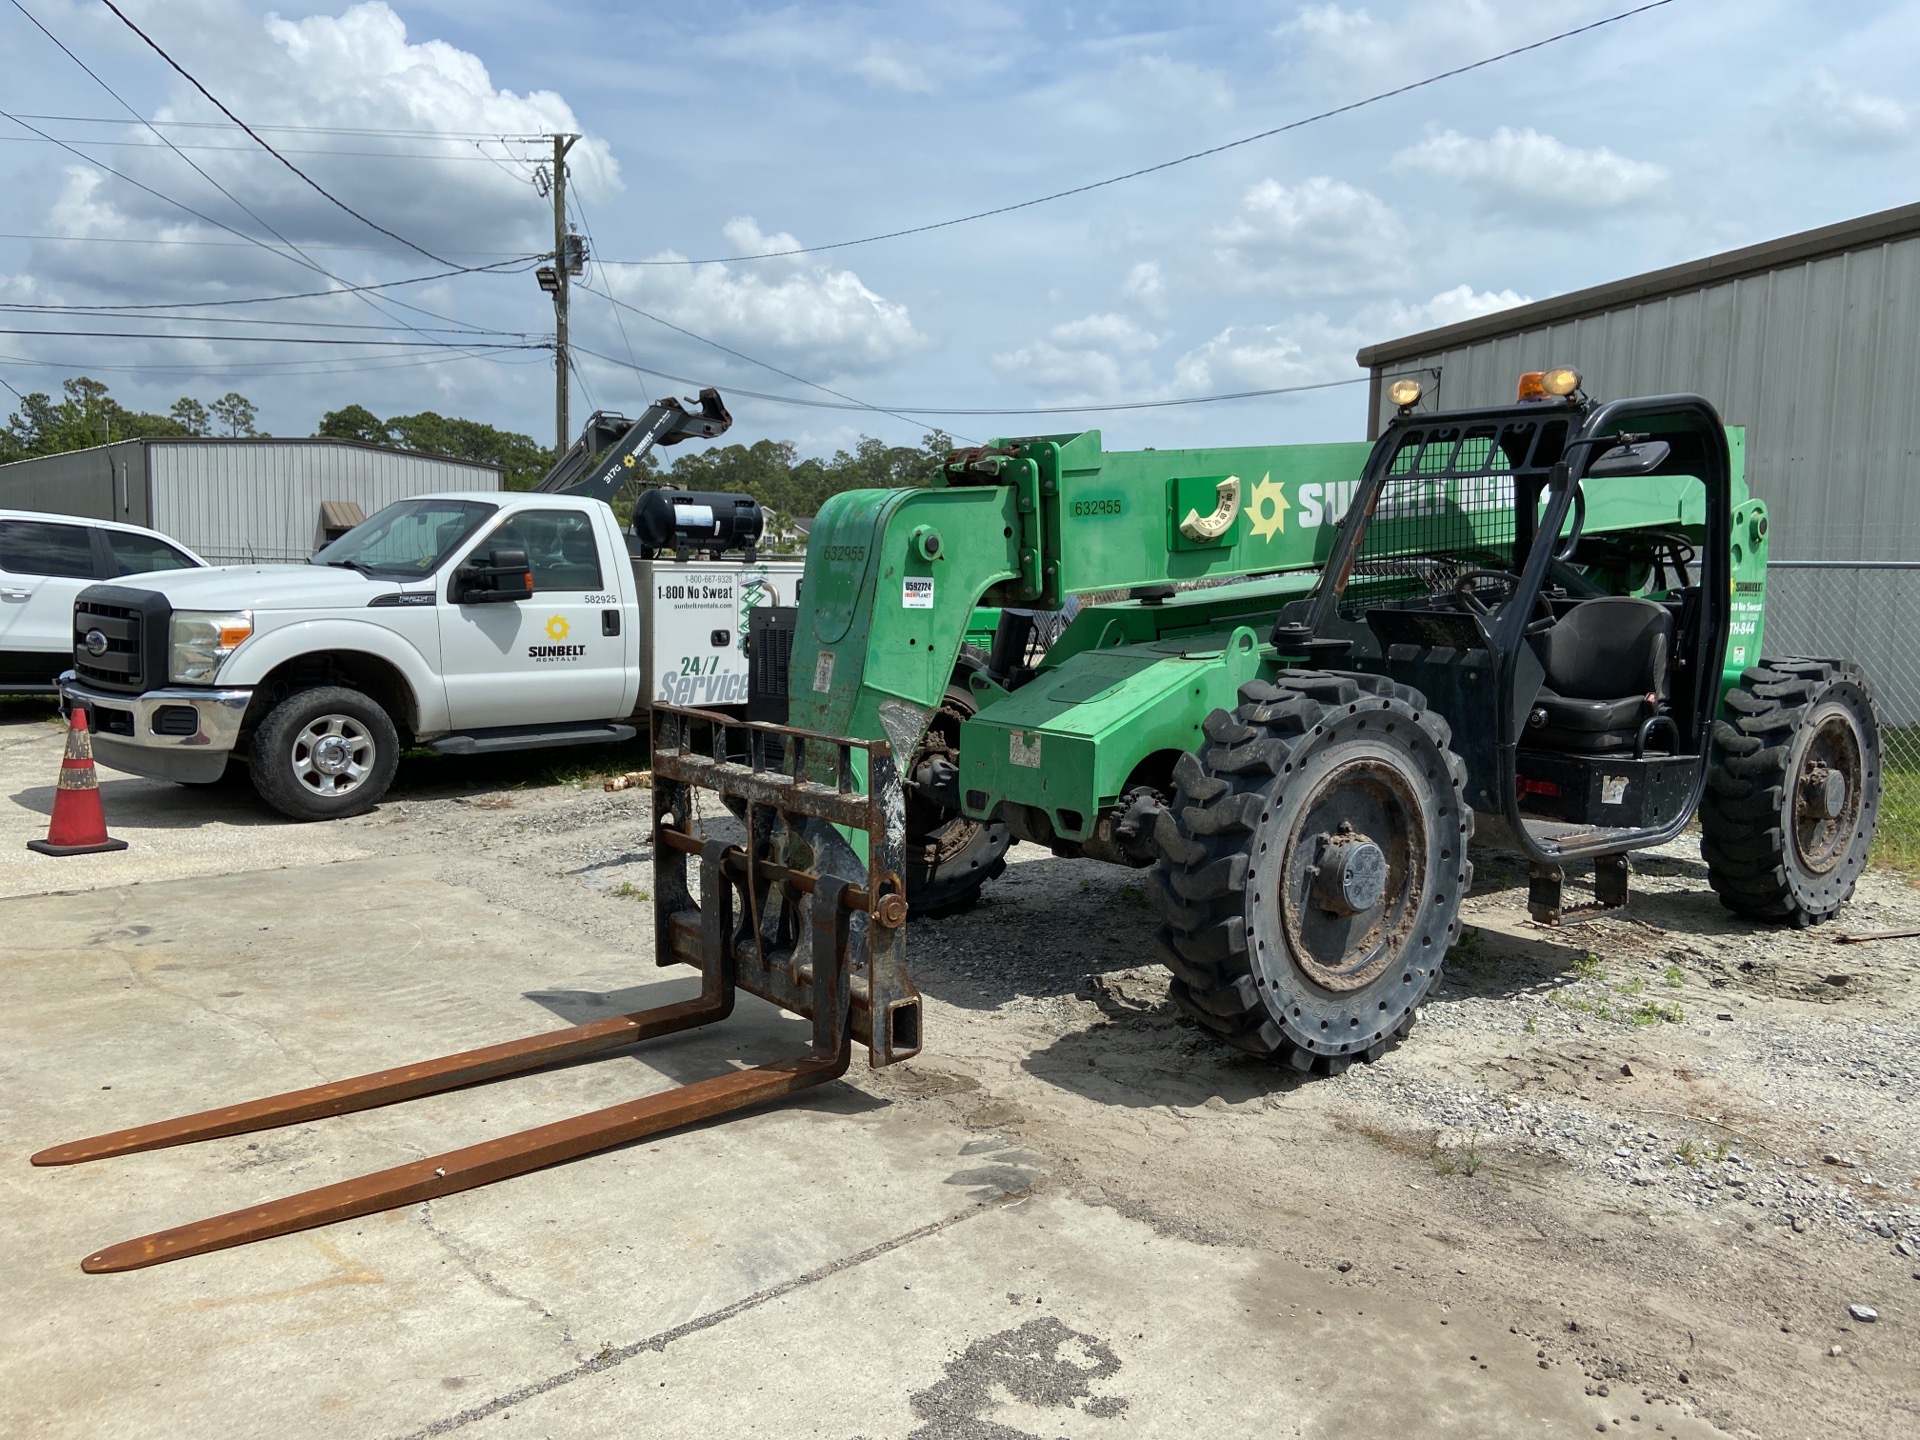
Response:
[903,576,935,609]
[1601,775,1629,805]
[812,650,835,693]
[1010,730,1042,768]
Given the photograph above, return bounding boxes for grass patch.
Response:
[1428,1131,1485,1178]
[610,881,649,901]
[1876,727,1920,872]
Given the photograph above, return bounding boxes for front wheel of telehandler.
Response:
[903,682,1012,916]
[1700,659,1881,926]
[1148,673,1474,1073]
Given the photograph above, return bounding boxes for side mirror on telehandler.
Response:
[1586,437,1672,478]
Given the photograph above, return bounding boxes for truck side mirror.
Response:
[457,546,534,603]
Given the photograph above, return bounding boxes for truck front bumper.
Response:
[58,673,251,783]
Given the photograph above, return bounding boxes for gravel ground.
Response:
[86,737,1919,1440]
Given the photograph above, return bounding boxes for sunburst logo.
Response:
[545,614,571,642]
[1248,473,1291,542]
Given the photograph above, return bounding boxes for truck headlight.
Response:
[170,610,253,683]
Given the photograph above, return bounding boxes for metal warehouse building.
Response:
[1357,200,1920,721]
[0,437,501,565]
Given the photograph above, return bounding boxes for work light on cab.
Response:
[1517,366,1583,402]
[1386,377,1424,411]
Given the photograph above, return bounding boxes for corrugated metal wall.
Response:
[1370,233,1920,563]
[0,441,150,525]
[147,442,500,564]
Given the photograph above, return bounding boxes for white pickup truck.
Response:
[59,489,789,819]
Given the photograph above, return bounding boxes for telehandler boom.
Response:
[35,373,1881,1268]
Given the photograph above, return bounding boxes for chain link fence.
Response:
[1762,560,1920,869]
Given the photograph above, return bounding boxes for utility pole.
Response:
[547,133,579,456]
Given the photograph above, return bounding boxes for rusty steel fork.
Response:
[36,842,856,1274]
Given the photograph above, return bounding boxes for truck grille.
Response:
[73,587,171,694]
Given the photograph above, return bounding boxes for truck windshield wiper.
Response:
[320,559,376,576]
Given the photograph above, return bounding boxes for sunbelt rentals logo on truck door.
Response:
[528,614,586,662]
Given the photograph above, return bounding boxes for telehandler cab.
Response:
[36,374,1881,1270]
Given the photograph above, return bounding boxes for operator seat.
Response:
[1525,596,1673,752]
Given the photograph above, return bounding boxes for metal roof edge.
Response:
[0,435,504,475]
[1356,199,1920,369]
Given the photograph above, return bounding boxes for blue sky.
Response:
[2,1,1915,458]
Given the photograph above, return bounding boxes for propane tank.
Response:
[631,489,764,559]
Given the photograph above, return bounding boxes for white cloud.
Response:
[1120,261,1166,314]
[1784,67,1911,148]
[1385,284,1533,333]
[991,312,1160,397]
[1211,177,1411,296]
[594,218,923,377]
[1392,127,1667,213]
[708,6,1007,94]
[30,2,614,286]
[1276,2,1540,85]
[1169,315,1362,395]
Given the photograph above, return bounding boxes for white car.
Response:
[0,509,205,692]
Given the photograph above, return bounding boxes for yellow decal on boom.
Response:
[1248,473,1291,542]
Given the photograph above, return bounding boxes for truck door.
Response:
[439,506,631,729]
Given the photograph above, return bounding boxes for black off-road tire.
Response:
[1148,672,1474,1074]
[249,685,400,821]
[1700,659,1881,926]
[905,682,1011,917]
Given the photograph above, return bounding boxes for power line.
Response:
[0,109,494,341]
[0,329,542,349]
[0,256,542,316]
[0,346,550,379]
[9,113,554,141]
[597,0,1678,267]
[0,304,535,338]
[574,279,936,435]
[0,89,504,342]
[0,134,561,162]
[101,0,455,266]
[567,339,1365,416]
[0,232,532,258]
[567,192,648,402]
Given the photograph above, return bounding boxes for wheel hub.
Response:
[1801,763,1847,820]
[1275,757,1426,994]
[311,735,354,777]
[1312,825,1387,915]
[1792,710,1865,875]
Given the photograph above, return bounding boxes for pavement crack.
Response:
[415,1199,572,1340]
[398,1202,991,1439]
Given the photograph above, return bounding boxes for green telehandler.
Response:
[36,373,1882,1270]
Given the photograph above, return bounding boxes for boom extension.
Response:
[33,704,908,1273]
[532,387,733,503]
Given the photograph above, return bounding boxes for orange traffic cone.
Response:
[29,708,129,856]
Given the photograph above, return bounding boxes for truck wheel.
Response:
[1148,673,1474,1073]
[1700,659,1881,926]
[249,686,399,821]
[905,683,1011,916]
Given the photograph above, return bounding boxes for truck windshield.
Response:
[312,498,495,578]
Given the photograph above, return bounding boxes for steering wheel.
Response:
[1453,569,1556,645]
[1552,481,1587,562]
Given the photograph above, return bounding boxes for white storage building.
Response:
[0,436,501,564]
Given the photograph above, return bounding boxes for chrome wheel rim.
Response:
[291,714,375,798]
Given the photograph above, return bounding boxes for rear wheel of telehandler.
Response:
[1700,659,1881,926]
[904,682,1011,916]
[1149,673,1474,1073]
